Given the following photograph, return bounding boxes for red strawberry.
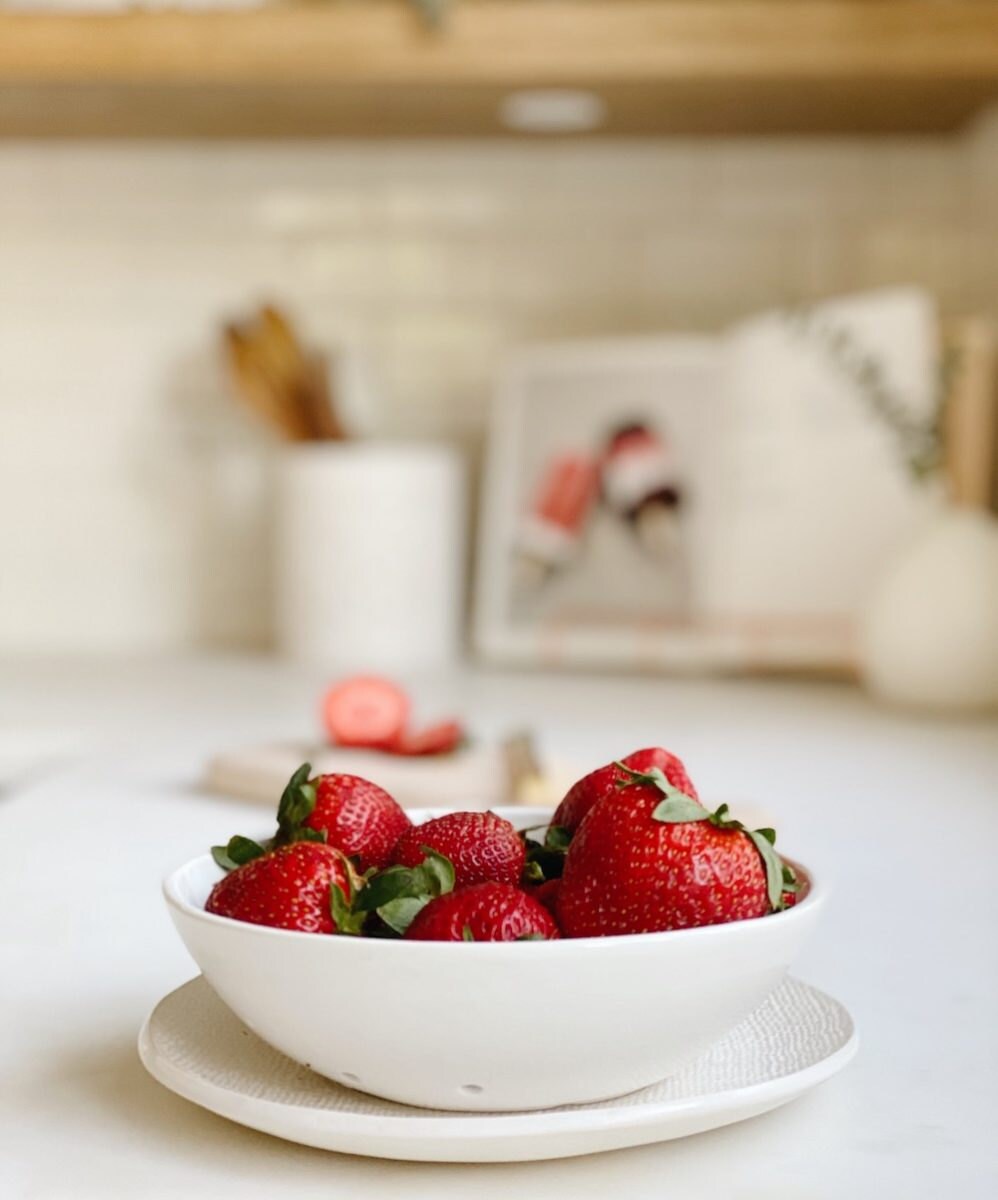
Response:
[553,747,698,835]
[305,773,411,870]
[389,719,464,757]
[529,878,561,916]
[405,882,560,942]
[206,842,358,934]
[390,810,526,888]
[557,766,793,937]
[322,675,409,748]
[211,764,410,877]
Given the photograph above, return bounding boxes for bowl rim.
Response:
[164,809,823,952]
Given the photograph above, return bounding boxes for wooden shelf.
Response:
[2,1,998,138]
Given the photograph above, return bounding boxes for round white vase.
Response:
[860,506,998,712]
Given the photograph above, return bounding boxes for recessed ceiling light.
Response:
[498,89,608,134]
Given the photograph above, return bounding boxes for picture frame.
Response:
[474,335,735,671]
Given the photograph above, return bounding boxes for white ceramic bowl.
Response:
[164,807,825,1112]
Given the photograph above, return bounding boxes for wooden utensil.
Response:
[224,324,311,441]
[222,304,345,442]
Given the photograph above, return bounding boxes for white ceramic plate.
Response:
[139,975,856,1163]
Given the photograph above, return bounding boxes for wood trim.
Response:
[4,3,998,85]
[2,2,998,137]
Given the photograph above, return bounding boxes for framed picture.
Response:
[473,290,940,672]
[474,335,731,670]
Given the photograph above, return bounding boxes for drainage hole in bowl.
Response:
[342,1072,360,1085]
[459,1084,484,1095]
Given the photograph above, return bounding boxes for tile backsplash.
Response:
[2,120,997,653]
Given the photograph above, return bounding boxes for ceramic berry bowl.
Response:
[164,805,824,1113]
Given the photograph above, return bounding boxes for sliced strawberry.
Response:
[322,676,410,748]
[389,719,463,757]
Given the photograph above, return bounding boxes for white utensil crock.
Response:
[275,443,465,670]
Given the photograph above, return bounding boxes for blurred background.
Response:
[2,0,998,737]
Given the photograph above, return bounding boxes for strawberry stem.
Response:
[273,762,321,846]
[615,761,700,814]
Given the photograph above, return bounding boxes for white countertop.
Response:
[2,656,996,1198]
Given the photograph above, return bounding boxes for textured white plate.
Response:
[138,975,856,1162]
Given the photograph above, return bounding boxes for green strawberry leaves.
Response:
[544,825,571,852]
[649,790,706,823]
[351,848,456,936]
[781,861,801,901]
[421,849,456,895]
[274,762,321,846]
[745,829,788,912]
[616,762,701,819]
[620,762,796,913]
[353,849,455,912]
[705,802,741,831]
[211,835,267,872]
[462,925,475,942]
[210,763,325,872]
[329,855,367,936]
[522,859,545,884]
[520,824,572,883]
[329,881,351,930]
[375,898,428,936]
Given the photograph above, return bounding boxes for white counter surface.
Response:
[1,656,996,1198]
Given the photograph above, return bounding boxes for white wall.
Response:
[2,120,997,652]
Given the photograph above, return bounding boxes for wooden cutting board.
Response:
[204,738,573,812]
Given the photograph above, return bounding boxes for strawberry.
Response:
[304,772,411,870]
[556,763,797,937]
[206,841,362,934]
[211,763,410,876]
[553,747,698,835]
[322,675,409,748]
[391,810,526,888]
[388,719,464,756]
[405,882,560,942]
[528,878,561,916]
